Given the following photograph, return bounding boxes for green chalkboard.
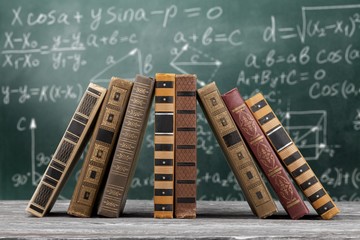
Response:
[1,0,360,202]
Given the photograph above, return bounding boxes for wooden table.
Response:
[0,200,358,239]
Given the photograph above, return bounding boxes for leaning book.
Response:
[67,77,133,217]
[197,82,277,219]
[246,92,340,220]
[97,75,155,217]
[26,83,106,217]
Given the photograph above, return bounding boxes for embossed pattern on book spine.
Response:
[98,75,155,217]
[26,83,106,217]
[196,82,277,219]
[245,92,340,220]
[222,88,309,220]
[174,74,197,218]
[67,78,133,217]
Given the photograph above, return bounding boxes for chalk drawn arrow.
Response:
[29,118,42,185]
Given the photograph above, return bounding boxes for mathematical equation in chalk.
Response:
[9,5,223,29]
[264,8,360,43]
[2,1,360,200]
[1,5,232,72]
[321,167,360,189]
[1,84,83,105]
[1,31,135,71]
[2,4,360,72]
[322,166,360,201]
[244,45,360,69]
[237,69,360,101]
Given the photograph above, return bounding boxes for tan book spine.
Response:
[197,82,277,218]
[245,93,340,220]
[26,83,106,217]
[174,74,197,219]
[154,73,176,219]
[67,78,133,217]
[97,75,155,217]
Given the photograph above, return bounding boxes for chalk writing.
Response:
[1,84,82,104]
[353,109,360,131]
[263,5,360,43]
[174,28,242,46]
[309,80,360,100]
[1,1,359,201]
[321,168,360,189]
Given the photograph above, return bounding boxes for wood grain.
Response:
[0,200,358,239]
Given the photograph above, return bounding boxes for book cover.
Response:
[197,82,277,218]
[245,92,340,220]
[67,77,133,217]
[97,75,155,217]
[222,88,309,219]
[26,83,106,217]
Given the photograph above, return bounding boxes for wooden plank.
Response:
[0,200,358,239]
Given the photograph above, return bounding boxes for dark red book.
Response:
[222,88,309,220]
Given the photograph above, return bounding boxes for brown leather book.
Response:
[97,75,155,217]
[67,77,133,217]
[222,88,309,219]
[26,83,106,217]
[245,92,340,220]
[197,82,277,219]
[174,74,197,219]
[154,73,176,219]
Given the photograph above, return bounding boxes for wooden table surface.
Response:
[0,200,359,239]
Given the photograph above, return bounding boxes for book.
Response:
[174,74,197,219]
[67,77,133,217]
[245,92,340,220]
[154,73,176,219]
[26,83,106,217]
[197,82,277,218]
[222,88,309,219]
[97,75,155,217]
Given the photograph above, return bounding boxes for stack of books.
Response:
[26,74,339,220]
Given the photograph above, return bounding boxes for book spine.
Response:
[245,92,340,220]
[67,78,133,217]
[197,82,277,219]
[222,89,309,219]
[97,75,155,217]
[154,73,176,219]
[174,74,197,219]
[26,83,106,217]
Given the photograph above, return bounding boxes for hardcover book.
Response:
[67,77,133,217]
[154,73,176,219]
[197,82,277,218]
[174,74,197,218]
[245,92,340,220]
[26,83,106,217]
[222,88,309,219]
[97,75,155,217]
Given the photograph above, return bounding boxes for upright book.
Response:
[26,83,106,217]
[197,82,277,218]
[174,74,197,219]
[245,92,340,220]
[154,73,176,219]
[67,77,133,217]
[97,75,155,217]
[222,88,309,219]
